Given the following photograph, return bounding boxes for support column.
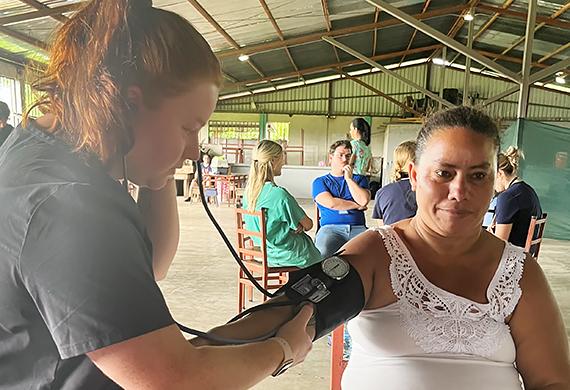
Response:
[463,17,474,106]
[517,0,537,118]
[438,46,447,110]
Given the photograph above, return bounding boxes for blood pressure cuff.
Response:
[274,257,365,341]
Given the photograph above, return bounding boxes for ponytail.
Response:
[245,140,283,210]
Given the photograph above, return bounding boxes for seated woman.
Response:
[372,140,417,226]
[243,140,322,268]
[492,146,543,247]
[194,108,567,388]
[337,107,568,389]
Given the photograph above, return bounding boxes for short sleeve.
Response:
[495,192,518,225]
[312,176,328,199]
[275,188,307,230]
[19,184,174,359]
[372,188,384,219]
[355,175,370,189]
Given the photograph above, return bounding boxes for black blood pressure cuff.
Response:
[274,256,365,341]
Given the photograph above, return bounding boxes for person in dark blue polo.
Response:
[0,101,14,147]
[312,140,371,258]
[372,140,417,226]
[493,147,542,247]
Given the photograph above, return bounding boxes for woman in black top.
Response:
[493,146,542,247]
[0,1,313,389]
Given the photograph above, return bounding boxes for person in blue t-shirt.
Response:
[493,146,542,247]
[372,140,417,226]
[312,140,371,258]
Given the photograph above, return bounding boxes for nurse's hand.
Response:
[275,304,315,367]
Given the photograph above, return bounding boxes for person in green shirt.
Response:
[243,140,322,268]
[349,117,372,175]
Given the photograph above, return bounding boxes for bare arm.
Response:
[297,215,313,232]
[343,165,371,207]
[138,179,179,281]
[89,306,314,389]
[511,255,570,390]
[494,223,513,241]
[315,191,361,211]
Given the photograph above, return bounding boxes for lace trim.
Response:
[374,226,525,358]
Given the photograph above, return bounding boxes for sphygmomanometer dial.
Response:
[321,256,350,280]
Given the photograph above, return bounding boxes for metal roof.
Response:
[0,0,567,96]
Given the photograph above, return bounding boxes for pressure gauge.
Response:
[321,256,350,280]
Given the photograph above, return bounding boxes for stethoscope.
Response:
[122,156,301,344]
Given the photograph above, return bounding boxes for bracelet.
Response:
[269,337,294,377]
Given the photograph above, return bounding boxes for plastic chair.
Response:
[235,208,298,313]
[524,213,548,259]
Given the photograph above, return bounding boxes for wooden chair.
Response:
[315,200,348,390]
[331,325,348,390]
[524,213,548,259]
[236,208,298,313]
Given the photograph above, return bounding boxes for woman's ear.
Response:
[126,86,144,114]
[409,161,418,191]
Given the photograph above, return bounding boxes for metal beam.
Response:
[0,26,48,51]
[478,2,569,73]
[18,0,69,24]
[463,17,474,105]
[372,9,380,57]
[427,0,477,63]
[476,3,570,29]
[398,0,431,67]
[517,0,537,118]
[365,0,521,83]
[237,44,442,87]
[216,4,466,59]
[438,46,447,110]
[186,0,267,79]
[323,37,455,108]
[447,0,512,67]
[478,57,570,108]
[538,41,570,65]
[0,3,82,26]
[338,70,422,116]
[529,57,570,83]
[321,0,341,64]
[258,0,301,74]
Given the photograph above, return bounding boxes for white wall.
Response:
[382,123,422,185]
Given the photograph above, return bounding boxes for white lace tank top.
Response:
[342,226,526,390]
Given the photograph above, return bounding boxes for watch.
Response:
[270,337,294,377]
[321,256,350,280]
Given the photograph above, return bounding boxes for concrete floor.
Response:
[159,198,570,389]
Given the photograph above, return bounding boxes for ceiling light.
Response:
[555,76,566,84]
[238,54,250,62]
[463,13,474,21]
[432,58,445,66]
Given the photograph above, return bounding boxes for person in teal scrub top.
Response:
[349,117,372,175]
[243,140,322,268]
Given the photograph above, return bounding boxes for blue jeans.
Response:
[315,224,368,258]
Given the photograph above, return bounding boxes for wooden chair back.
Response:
[524,213,548,259]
